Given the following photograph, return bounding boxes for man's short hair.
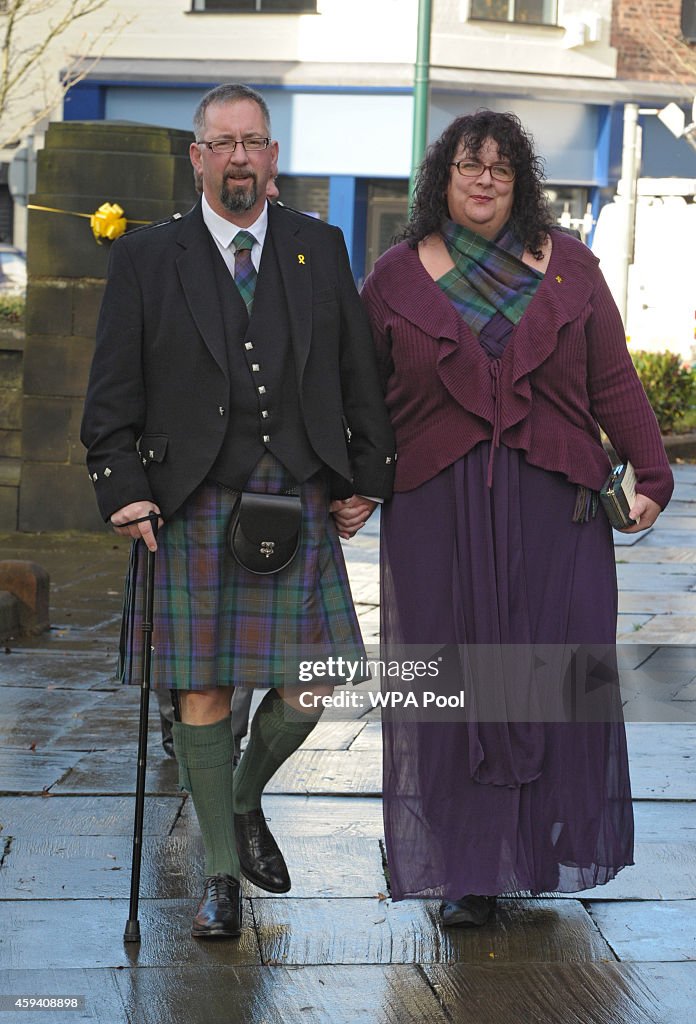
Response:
[193,83,272,139]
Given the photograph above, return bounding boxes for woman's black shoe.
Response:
[191,874,242,938]
[439,895,497,927]
[234,808,291,893]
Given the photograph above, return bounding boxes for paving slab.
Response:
[633,800,696,840]
[589,901,696,962]
[252,897,612,966]
[0,899,261,969]
[0,834,201,900]
[0,969,126,1024]
[617,546,696,564]
[423,961,696,1024]
[0,747,82,794]
[113,964,448,1024]
[49,747,181,796]
[0,834,386,901]
[0,686,108,746]
[615,566,696,592]
[0,794,182,837]
[172,794,385,839]
[298,719,367,751]
[548,841,696,901]
[626,724,696,799]
[0,649,117,689]
[348,720,383,751]
[266,749,381,796]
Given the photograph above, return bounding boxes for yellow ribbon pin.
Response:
[297,254,305,265]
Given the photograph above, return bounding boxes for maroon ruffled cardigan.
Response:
[361,230,673,510]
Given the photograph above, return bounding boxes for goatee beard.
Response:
[221,175,257,213]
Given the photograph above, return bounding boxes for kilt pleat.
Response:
[120,455,363,690]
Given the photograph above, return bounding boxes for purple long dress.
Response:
[380,313,633,900]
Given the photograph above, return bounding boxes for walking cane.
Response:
[124,512,159,943]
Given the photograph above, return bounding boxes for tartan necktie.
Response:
[232,230,257,315]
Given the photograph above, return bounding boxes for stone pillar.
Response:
[19,121,196,531]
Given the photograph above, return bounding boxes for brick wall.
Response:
[612,0,696,81]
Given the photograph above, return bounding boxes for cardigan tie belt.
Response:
[487,358,503,488]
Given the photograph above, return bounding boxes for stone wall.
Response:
[0,323,24,529]
[20,120,196,532]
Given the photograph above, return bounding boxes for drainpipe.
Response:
[409,0,432,207]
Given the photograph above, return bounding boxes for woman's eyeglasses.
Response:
[450,160,515,182]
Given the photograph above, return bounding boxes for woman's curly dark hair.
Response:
[402,109,554,259]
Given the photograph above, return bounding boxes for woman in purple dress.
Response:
[361,111,673,927]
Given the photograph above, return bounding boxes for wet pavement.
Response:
[1,466,696,1022]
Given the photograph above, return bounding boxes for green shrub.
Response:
[0,294,25,324]
[631,349,696,434]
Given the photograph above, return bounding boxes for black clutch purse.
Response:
[227,491,302,575]
[599,462,637,529]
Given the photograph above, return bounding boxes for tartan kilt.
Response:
[119,455,364,690]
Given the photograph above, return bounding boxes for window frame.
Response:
[468,0,559,29]
[190,0,317,12]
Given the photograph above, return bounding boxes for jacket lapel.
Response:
[175,201,229,376]
[267,203,313,378]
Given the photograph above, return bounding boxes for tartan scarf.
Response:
[438,219,543,336]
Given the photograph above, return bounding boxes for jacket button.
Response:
[245,342,253,350]
[263,434,271,443]
[258,386,266,395]
[261,410,269,419]
[252,363,260,372]
[219,406,225,415]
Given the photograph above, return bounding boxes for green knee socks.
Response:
[172,715,240,879]
[233,688,321,813]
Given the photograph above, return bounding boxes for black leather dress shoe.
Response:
[439,895,497,927]
[191,874,242,938]
[234,808,291,893]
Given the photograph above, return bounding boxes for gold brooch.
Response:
[555,275,563,283]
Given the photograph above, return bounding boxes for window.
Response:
[192,0,317,11]
[469,0,557,26]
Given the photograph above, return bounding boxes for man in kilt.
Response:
[81,83,396,939]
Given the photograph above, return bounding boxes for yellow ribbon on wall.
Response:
[27,202,150,244]
[89,202,128,242]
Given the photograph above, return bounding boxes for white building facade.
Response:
[7,0,696,277]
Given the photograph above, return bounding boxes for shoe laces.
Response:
[205,874,234,905]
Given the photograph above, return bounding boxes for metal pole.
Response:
[409,0,433,206]
[616,102,640,324]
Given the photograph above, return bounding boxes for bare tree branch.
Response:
[0,0,129,148]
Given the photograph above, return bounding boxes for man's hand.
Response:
[617,493,662,534]
[329,495,377,540]
[110,501,163,551]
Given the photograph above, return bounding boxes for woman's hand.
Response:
[617,493,662,534]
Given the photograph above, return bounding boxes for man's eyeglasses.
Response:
[451,160,515,182]
[197,137,271,154]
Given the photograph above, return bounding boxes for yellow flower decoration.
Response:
[90,202,127,243]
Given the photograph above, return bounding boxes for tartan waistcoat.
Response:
[207,227,321,490]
